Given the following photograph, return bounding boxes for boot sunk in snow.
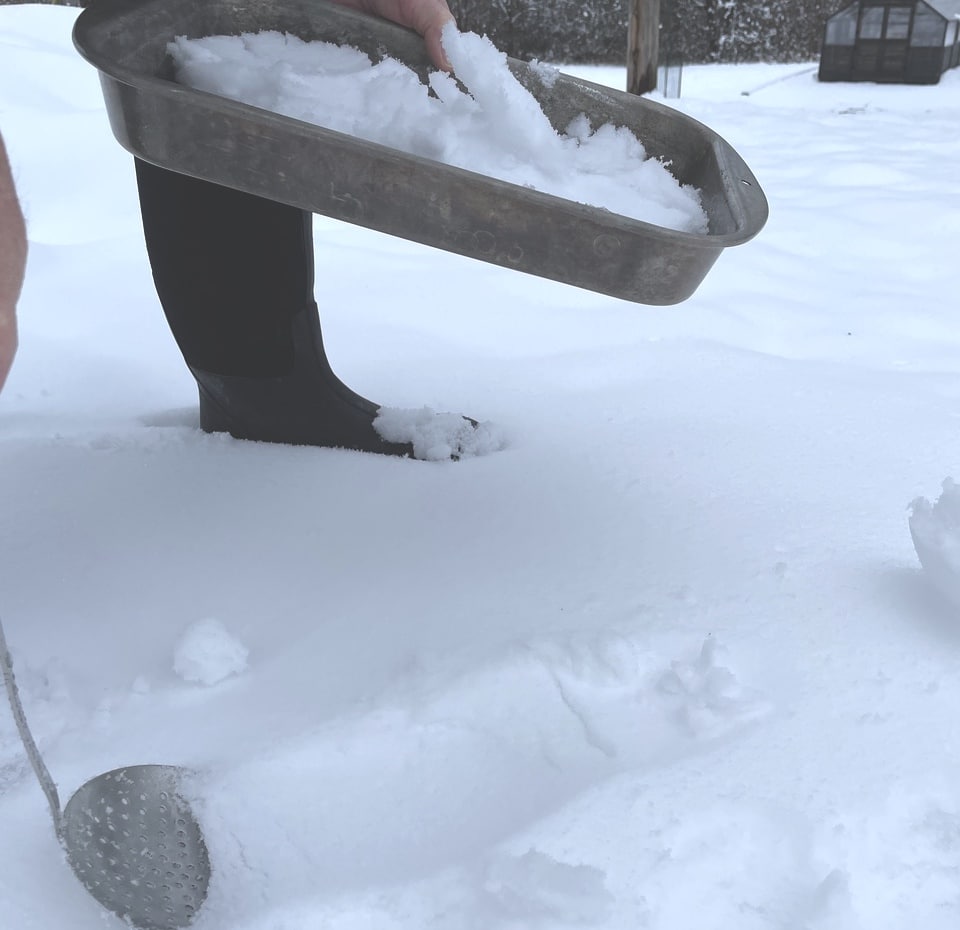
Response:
[191,302,414,455]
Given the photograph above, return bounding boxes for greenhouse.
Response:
[819,0,960,83]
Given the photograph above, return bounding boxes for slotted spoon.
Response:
[0,615,210,929]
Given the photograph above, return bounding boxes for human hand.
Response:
[329,0,456,72]
[0,133,26,393]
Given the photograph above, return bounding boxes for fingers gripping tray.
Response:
[73,0,768,305]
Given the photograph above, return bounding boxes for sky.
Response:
[2,4,960,930]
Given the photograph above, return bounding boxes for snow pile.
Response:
[173,618,249,686]
[167,26,708,233]
[909,478,960,607]
[528,58,561,89]
[374,406,507,461]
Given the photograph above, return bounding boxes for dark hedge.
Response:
[448,0,836,64]
[2,0,837,64]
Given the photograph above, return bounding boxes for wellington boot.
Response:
[191,304,413,456]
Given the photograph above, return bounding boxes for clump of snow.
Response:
[435,24,563,168]
[374,406,507,461]
[173,618,249,686]
[481,849,612,923]
[167,26,707,233]
[528,58,561,89]
[909,478,960,607]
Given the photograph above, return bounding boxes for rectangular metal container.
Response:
[73,0,768,305]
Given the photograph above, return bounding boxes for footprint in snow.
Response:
[657,637,772,738]
[528,632,771,760]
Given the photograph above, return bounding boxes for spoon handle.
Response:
[0,615,64,839]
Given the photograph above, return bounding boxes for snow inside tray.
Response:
[166,24,709,234]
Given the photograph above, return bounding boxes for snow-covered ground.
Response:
[2,4,960,929]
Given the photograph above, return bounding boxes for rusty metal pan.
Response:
[73,0,768,305]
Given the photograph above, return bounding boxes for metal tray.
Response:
[73,0,768,305]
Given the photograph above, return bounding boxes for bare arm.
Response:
[330,0,455,71]
[0,131,26,393]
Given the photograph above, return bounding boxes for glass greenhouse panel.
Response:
[912,5,947,45]
[886,6,912,38]
[826,3,859,44]
[859,6,885,38]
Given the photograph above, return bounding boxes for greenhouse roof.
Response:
[925,0,960,20]
[841,0,960,17]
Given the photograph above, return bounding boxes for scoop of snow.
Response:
[173,618,249,686]
[167,28,708,233]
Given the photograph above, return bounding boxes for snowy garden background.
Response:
[2,3,960,929]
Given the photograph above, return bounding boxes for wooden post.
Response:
[627,0,661,95]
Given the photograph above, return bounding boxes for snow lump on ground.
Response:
[374,406,506,461]
[909,477,960,607]
[173,618,250,686]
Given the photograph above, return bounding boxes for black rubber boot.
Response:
[191,302,413,455]
[134,160,419,455]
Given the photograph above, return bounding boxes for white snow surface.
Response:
[2,5,960,930]
[173,618,250,686]
[167,26,709,233]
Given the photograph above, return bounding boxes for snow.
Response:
[910,479,960,609]
[172,618,250,686]
[374,406,507,461]
[2,4,960,930]
[167,26,709,233]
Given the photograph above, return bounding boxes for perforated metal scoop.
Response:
[0,616,210,928]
